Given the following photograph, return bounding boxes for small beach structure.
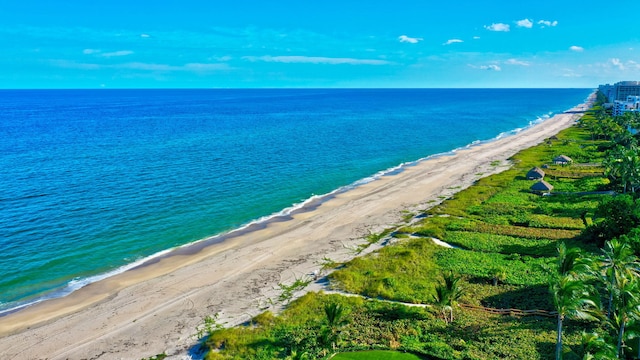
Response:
[526,167,545,180]
[553,155,573,165]
[530,180,554,195]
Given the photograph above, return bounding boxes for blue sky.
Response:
[1,1,638,88]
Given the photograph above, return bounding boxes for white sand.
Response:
[0,96,594,359]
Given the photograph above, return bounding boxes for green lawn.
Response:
[333,350,427,359]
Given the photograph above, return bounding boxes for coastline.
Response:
[0,93,595,359]
[0,96,563,318]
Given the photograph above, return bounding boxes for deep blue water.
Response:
[0,88,592,313]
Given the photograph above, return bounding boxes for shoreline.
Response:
[0,93,595,359]
[0,104,557,317]
[0,102,564,318]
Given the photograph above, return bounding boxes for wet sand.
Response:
[0,96,593,359]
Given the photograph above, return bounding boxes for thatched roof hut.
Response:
[553,155,573,165]
[530,180,554,194]
[526,167,545,180]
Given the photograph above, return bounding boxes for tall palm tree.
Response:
[600,238,640,319]
[612,275,640,358]
[551,275,601,360]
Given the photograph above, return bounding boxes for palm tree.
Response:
[432,271,463,323]
[611,275,640,358]
[551,275,601,360]
[321,302,348,351]
[604,145,640,193]
[625,318,640,359]
[577,331,616,360]
[552,244,601,360]
[600,238,640,319]
[324,302,347,329]
[557,242,592,279]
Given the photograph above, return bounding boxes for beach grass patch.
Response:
[330,237,440,303]
[527,214,585,230]
[434,247,552,287]
[443,231,558,257]
[532,194,602,219]
[459,221,580,240]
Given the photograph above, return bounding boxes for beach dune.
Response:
[0,96,593,359]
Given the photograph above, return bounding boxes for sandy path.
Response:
[0,97,592,360]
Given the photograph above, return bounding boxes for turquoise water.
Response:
[0,88,591,313]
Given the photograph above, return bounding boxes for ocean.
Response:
[0,88,592,314]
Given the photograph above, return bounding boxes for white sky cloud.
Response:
[82,49,134,57]
[211,55,233,62]
[473,36,480,40]
[516,19,533,28]
[51,60,230,72]
[182,63,230,72]
[469,64,501,71]
[538,20,558,27]
[443,39,463,45]
[398,35,423,44]
[481,64,501,71]
[600,58,640,71]
[611,58,625,70]
[140,34,150,38]
[118,62,229,71]
[119,62,174,71]
[243,55,390,65]
[484,23,510,32]
[504,59,530,66]
[569,45,584,52]
[101,50,134,57]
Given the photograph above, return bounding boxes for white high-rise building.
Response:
[613,95,640,116]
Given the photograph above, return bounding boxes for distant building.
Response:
[530,180,554,195]
[600,81,640,102]
[599,83,616,102]
[526,167,545,180]
[553,155,573,165]
[613,95,640,116]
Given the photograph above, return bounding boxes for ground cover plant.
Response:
[203,106,640,359]
[332,350,427,359]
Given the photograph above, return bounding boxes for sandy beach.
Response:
[0,96,594,360]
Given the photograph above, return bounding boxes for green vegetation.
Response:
[278,276,314,303]
[201,101,640,358]
[141,354,167,360]
[330,237,440,303]
[332,350,427,359]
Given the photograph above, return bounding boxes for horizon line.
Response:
[0,86,596,90]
